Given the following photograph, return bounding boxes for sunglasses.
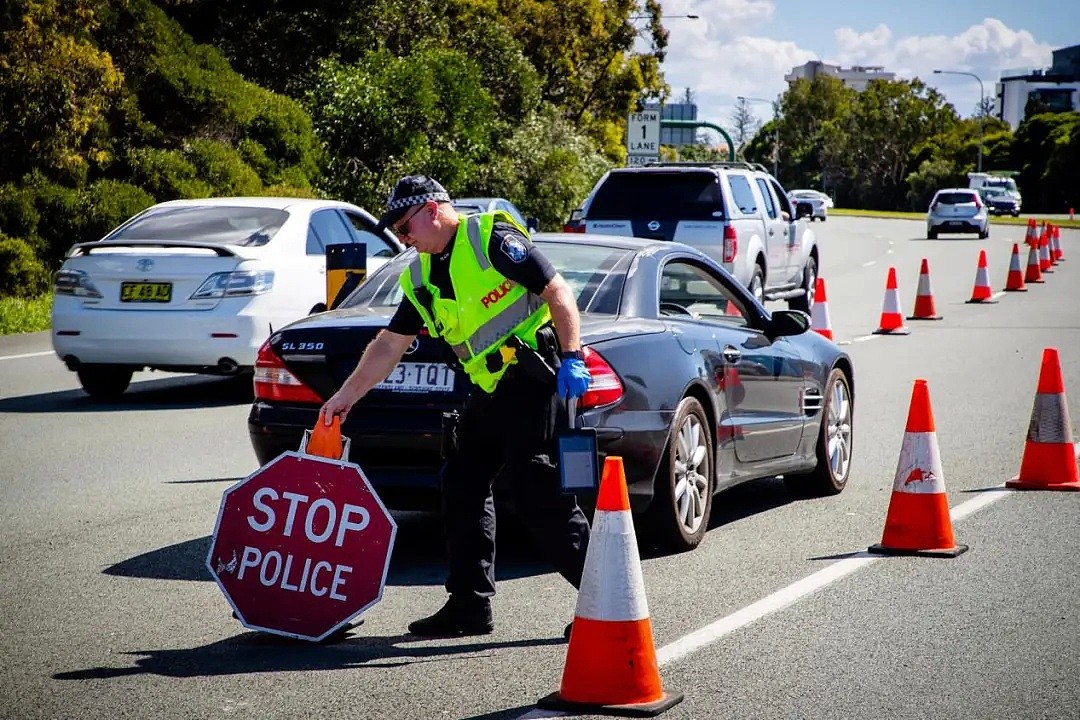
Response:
[391,204,426,239]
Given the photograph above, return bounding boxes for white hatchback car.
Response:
[926,188,989,239]
[51,197,402,398]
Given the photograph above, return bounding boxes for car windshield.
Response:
[342,240,635,315]
[107,206,289,246]
[935,192,978,205]
[587,172,726,221]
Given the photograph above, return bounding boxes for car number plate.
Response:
[120,281,172,303]
[375,362,455,393]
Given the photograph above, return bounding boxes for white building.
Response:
[995,44,1080,130]
[784,61,896,91]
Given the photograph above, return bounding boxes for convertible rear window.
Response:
[342,241,634,315]
[106,206,290,246]
[587,172,726,221]
[935,192,978,205]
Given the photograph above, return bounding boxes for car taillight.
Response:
[562,223,587,233]
[723,225,738,263]
[253,339,323,404]
[578,346,623,410]
[973,197,982,209]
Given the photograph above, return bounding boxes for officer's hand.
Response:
[321,391,355,425]
[557,357,592,399]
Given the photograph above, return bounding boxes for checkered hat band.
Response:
[387,191,450,212]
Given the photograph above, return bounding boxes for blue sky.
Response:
[656,0,1080,142]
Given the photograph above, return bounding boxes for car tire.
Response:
[927,230,937,239]
[784,368,853,497]
[978,228,989,239]
[77,364,134,400]
[646,396,714,552]
[787,255,817,314]
[748,263,765,305]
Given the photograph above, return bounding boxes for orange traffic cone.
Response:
[811,276,834,339]
[868,379,968,558]
[1024,244,1044,284]
[1024,218,1038,248]
[1047,224,1059,267]
[1005,348,1080,491]
[873,267,910,335]
[965,249,997,304]
[1039,227,1053,272]
[1052,225,1065,262]
[907,258,942,320]
[539,456,683,715]
[1003,243,1027,292]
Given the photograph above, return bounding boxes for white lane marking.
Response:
[655,487,1012,667]
[862,261,877,267]
[852,334,878,343]
[515,487,1014,717]
[0,351,52,361]
[990,291,1006,301]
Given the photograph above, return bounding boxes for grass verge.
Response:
[830,207,1080,230]
[0,294,52,336]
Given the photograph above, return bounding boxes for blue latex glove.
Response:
[557,357,592,399]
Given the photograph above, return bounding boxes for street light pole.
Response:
[933,69,984,173]
[737,95,779,176]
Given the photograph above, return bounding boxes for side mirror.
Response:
[527,217,540,233]
[766,309,810,340]
[795,201,813,220]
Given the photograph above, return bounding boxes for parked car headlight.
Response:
[54,269,103,298]
[190,270,274,299]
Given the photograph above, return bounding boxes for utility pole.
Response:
[934,69,985,173]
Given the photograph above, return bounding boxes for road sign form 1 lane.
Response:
[627,110,660,160]
[206,450,397,641]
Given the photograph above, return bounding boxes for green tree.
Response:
[305,48,500,210]
[0,0,123,184]
[826,79,955,209]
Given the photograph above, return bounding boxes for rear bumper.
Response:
[928,218,986,233]
[248,402,668,513]
[51,298,279,369]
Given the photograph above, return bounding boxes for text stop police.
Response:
[236,487,371,601]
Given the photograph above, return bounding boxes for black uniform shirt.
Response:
[387,221,555,336]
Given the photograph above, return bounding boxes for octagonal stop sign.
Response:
[206,450,397,641]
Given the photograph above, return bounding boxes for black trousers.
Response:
[440,369,591,600]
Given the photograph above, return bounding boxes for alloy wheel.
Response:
[673,414,709,534]
[826,377,853,482]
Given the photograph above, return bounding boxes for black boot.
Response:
[408,596,494,637]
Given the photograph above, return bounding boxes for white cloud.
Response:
[655,5,1057,145]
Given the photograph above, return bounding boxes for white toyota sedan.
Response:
[51,197,403,399]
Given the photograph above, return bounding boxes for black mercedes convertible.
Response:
[248,233,854,551]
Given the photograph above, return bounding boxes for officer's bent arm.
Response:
[338,329,415,400]
[540,274,581,353]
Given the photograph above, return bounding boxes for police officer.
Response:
[321,175,593,637]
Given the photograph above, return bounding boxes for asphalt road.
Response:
[1,217,1077,720]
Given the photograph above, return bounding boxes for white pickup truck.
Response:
[573,162,820,312]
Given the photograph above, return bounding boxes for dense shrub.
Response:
[0,233,51,298]
[78,179,156,243]
[183,139,263,196]
[125,147,213,199]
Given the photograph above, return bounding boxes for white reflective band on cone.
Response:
[891,432,946,494]
[1028,394,1072,443]
[573,510,649,622]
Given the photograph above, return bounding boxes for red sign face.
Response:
[206,452,397,641]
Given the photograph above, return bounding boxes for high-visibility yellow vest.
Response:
[399,212,551,393]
